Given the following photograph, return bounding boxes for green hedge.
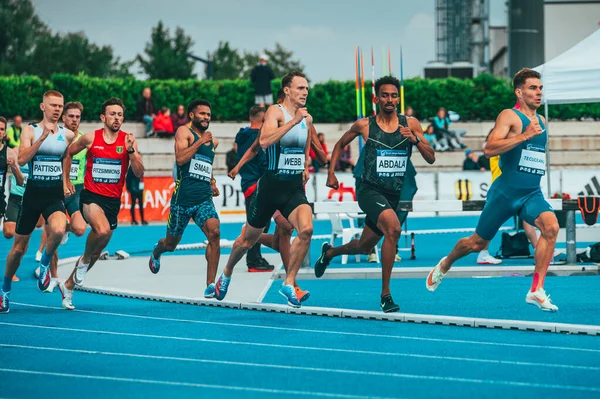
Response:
[1,73,599,122]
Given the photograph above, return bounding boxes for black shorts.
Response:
[247,175,308,229]
[16,186,65,236]
[245,189,270,233]
[64,184,83,217]
[80,189,121,230]
[4,194,23,223]
[357,181,400,236]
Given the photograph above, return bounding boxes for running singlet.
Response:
[70,131,87,185]
[84,129,130,198]
[265,104,308,181]
[497,109,547,189]
[9,164,28,196]
[172,129,215,207]
[235,126,267,193]
[362,115,412,194]
[28,124,67,188]
[0,144,7,194]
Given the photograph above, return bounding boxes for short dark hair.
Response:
[0,116,7,128]
[513,68,541,90]
[276,88,285,103]
[64,101,83,113]
[375,76,400,95]
[187,99,211,116]
[249,105,265,119]
[281,71,306,88]
[101,98,125,114]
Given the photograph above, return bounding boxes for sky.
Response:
[32,0,507,82]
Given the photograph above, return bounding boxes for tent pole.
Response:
[545,101,551,198]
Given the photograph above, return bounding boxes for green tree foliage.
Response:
[137,21,196,80]
[263,43,305,78]
[206,41,244,80]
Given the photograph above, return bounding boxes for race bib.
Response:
[138,182,144,191]
[92,158,122,183]
[70,160,80,181]
[376,149,408,178]
[277,148,304,175]
[31,155,62,181]
[189,154,212,182]
[519,147,546,176]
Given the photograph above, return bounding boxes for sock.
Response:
[40,250,52,267]
[77,260,89,271]
[531,273,540,292]
[2,277,12,293]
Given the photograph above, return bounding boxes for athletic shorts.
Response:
[80,189,121,231]
[245,189,271,233]
[246,175,308,229]
[255,94,273,106]
[64,184,83,217]
[357,181,400,237]
[16,186,65,236]
[167,198,219,237]
[4,194,23,223]
[475,183,554,241]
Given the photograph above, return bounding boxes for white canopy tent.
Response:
[532,29,600,195]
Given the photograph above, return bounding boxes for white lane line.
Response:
[1,323,598,372]
[13,302,600,354]
[0,368,389,398]
[0,349,598,393]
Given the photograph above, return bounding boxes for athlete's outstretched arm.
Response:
[327,119,368,189]
[62,132,93,195]
[7,148,24,186]
[17,125,39,166]
[260,105,307,149]
[303,117,313,184]
[228,135,261,179]
[127,134,144,178]
[484,109,543,158]
[309,124,328,166]
[408,118,435,164]
[174,126,210,166]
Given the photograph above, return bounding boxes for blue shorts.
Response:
[475,183,554,241]
[167,199,219,237]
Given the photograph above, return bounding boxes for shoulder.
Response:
[406,116,422,130]
[213,137,219,148]
[175,125,191,139]
[538,114,546,124]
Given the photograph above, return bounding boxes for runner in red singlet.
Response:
[59,97,144,310]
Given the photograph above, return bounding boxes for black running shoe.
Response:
[248,258,274,272]
[380,294,400,313]
[314,242,332,278]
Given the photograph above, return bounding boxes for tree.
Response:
[264,43,304,78]
[206,41,243,80]
[0,0,48,75]
[27,32,133,79]
[137,21,196,80]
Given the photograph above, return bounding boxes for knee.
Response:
[11,243,27,259]
[359,242,374,255]
[206,228,220,243]
[3,229,14,239]
[48,225,66,239]
[541,222,559,240]
[297,225,313,241]
[382,224,401,241]
[93,226,111,238]
[72,225,86,237]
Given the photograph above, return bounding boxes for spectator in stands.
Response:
[126,164,147,225]
[6,115,22,148]
[335,145,353,172]
[226,143,238,173]
[171,104,189,131]
[463,149,489,171]
[136,87,156,137]
[250,54,275,107]
[153,107,174,138]
[310,132,328,172]
[433,107,467,150]
[424,124,446,151]
[404,106,414,118]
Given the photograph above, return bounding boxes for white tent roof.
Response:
[534,29,600,105]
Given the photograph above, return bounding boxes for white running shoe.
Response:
[44,278,59,293]
[367,252,378,263]
[73,258,89,287]
[59,282,75,310]
[60,232,69,246]
[35,251,42,262]
[526,288,558,312]
[477,251,502,265]
[426,257,447,292]
[394,254,402,262]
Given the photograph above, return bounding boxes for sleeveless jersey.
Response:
[28,124,67,188]
[172,129,215,206]
[497,109,547,189]
[70,131,87,185]
[235,127,267,192]
[10,164,28,197]
[362,115,412,194]
[84,129,130,198]
[0,144,7,196]
[265,105,308,181]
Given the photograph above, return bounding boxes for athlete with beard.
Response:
[59,97,144,310]
[148,99,221,299]
[313,76,435,313]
